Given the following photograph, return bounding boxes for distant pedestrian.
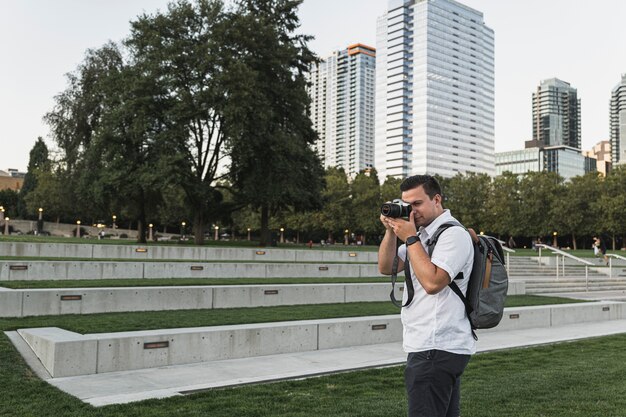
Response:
[507,236,516,249]
[307,240,313,249]
[593,236,609,265]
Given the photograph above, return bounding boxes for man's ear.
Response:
[434,194,442,206]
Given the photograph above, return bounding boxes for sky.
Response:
[1,0,626,172]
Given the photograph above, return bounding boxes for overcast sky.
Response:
[1,0,626,171]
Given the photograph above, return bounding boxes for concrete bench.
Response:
[0,281,525,317]
[0,242,378,263]
[15,301,623,378]
[0,283,392,317]
[0,261,382,281]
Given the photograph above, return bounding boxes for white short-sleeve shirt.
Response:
[397,209,475,355]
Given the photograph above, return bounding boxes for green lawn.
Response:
[0,325,623,416]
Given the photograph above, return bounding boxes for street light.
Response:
[76,220,81,238]
[214,225,219,241]
[553,231,558,247]
[0,206,4,222]
[112,215,117,230]
[181,221,187,239]
[280,227,284,243]
[4,217,9,235]
[344,229,349,245]
[148,223,154,241]
[37,207,44,235]
[247,227,251,241]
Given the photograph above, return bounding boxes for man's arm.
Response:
[378,215,404,275]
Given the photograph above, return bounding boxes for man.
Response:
[378,175,475,417]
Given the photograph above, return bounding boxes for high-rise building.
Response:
[610,74,626,164]
[496,145,595,181]
[583,140,611,176]
[374,0,495,180]
[307,44,376,177]
[531,78,581,149]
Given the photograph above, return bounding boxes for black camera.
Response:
[380,199,411,218]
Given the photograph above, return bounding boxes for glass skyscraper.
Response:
[531,78,581,149]
[374,0,495,180]
[610,74,626,164]
[307,44,376,177]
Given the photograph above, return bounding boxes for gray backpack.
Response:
[391,221,508,340]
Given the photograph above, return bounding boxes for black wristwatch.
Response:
[405,235,420,246]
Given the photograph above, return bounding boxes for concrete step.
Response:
[0,242,377,263]
[13,301,625,379]
[11,317,626,407]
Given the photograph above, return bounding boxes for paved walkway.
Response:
[9,317,626,407]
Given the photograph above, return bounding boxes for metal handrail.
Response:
[496,239,515,274]
[607,254,626,278]
[536,244,594,291]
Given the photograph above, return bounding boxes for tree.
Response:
[127,0,231,244]
[552,173,602,249]
[224,0,324,246]
[18,137,50,218]
[487,172,522,238]
[518,171,563,240]
[350,169,382,244]
[444,173,491,233]
[312,167,351,242]
[596,167,626,249]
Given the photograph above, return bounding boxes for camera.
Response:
[380,199,411,218]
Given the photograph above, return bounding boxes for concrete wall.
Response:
[16,301,625,378]
[0,283,395,317]
[0,260,382,281]
[0,242,378,263]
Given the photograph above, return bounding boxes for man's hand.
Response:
[381,210,418,242]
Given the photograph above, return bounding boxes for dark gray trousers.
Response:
[405,350,471,417]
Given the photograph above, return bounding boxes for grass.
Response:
[0,296,581,334]
[0,326,624,416]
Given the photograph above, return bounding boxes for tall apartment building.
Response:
[610,74,626,164]
[583,140,611,176]
[531,78,581,149]
[307,44,376,177]
[374,0,495,180]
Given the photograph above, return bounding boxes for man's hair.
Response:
[400,175,442,199]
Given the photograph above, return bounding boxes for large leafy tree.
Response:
[18,137,50,218]
[127,0,231,244]
[312,167,351,242]
[596,166,626,249]
[224,0,324,246]
[444,172,491,233]
[552,172,602,249]
[350,169,382,244]
[518,171,563,241]
[486,171,522,238]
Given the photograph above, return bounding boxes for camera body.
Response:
[381,199,411,218]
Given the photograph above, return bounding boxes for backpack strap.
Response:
[427,221,478,340]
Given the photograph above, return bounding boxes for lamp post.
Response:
[0,206,4,222]
[553,231,558,247]
[280,227,284,243]
[112,215,117,230]
[344,229,349,245]
[181,221,186,239]
[76,220,81,238]
[214,225,219,241]
[4,217,9,235]
[37,207,44,235]
[247,228,251,241]
[148,223,153,241]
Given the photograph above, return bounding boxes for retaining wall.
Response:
[16,301,623,378]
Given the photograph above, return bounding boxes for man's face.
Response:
[401,185,442,228]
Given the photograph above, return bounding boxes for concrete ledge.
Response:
[0,283,395,317]
[16,301,626,378]
[0,242,378,263]
[0,261,382,281]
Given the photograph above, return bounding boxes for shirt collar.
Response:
[419,209,454,241]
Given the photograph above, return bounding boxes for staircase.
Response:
[508,256,626,294]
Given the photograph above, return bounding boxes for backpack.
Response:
[389,221,508,340]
